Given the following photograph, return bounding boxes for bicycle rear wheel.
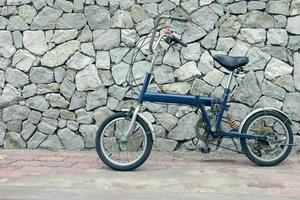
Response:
[240,110,293,166]
[95,112,153,171]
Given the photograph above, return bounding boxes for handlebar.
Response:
[170,16,189,22]
[149,15,188,53]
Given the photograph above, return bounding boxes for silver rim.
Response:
[245,115,289,162]
[100,117,148,166]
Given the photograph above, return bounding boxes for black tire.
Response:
[95,112,153,171]
[240,110,293,166]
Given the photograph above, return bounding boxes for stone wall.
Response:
[0,0,299,152]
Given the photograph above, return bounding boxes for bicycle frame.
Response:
[140,75,268,141]
[136,54,267,142]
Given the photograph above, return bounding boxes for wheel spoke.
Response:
[124,131,152,142]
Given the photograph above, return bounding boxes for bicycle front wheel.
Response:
[240,110,293,166]
[95,112,153,171]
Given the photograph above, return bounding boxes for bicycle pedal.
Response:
[200,147,211,153]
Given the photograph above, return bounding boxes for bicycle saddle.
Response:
[213,54,249,71]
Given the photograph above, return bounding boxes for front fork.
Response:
[120,105,141,142]
[120,51,158,142]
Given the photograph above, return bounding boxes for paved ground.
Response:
[0,149,300,200]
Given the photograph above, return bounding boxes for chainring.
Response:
[195,118,219,144]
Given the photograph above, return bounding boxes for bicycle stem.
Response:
[148,35,164,73]
[149,15,171,53]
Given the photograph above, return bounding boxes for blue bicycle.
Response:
[96,16,294,171]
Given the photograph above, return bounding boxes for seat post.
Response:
[226,71,234,90]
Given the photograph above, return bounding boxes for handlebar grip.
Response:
[172,35,187,47]
[170,16,189,22]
